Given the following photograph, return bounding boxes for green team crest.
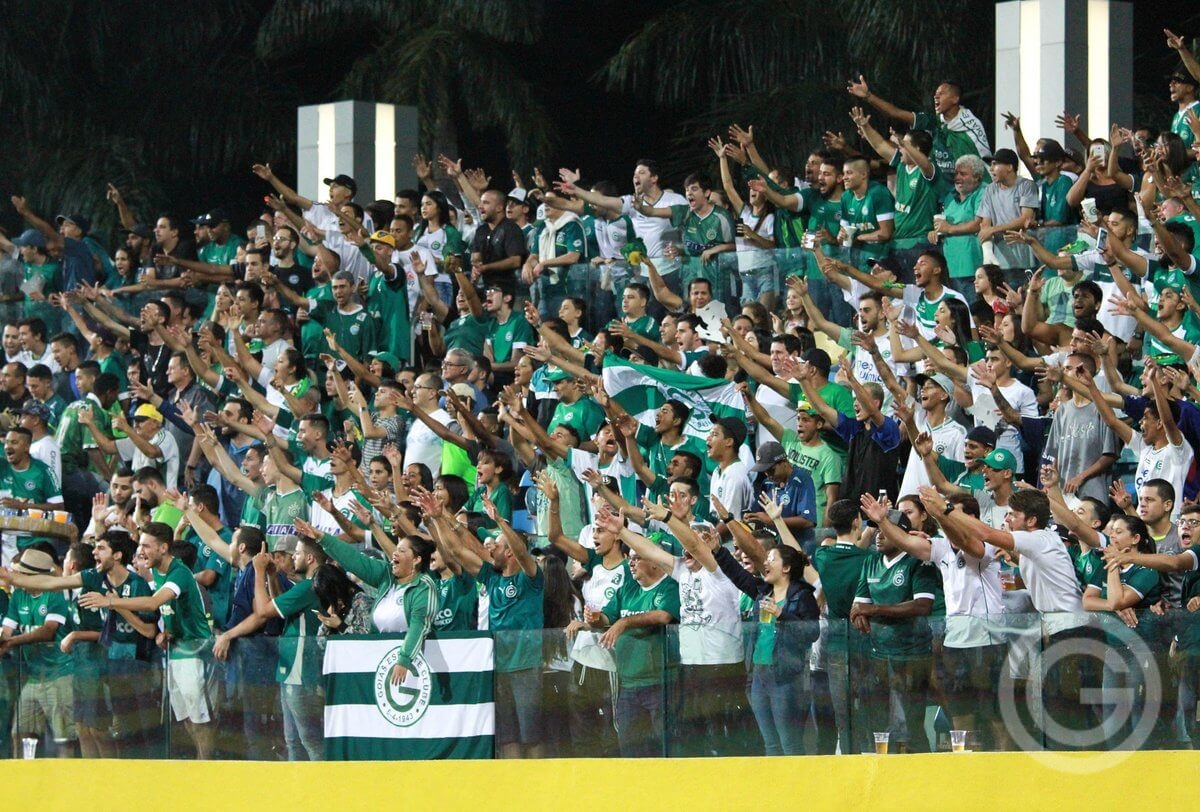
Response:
[374,647,433,727]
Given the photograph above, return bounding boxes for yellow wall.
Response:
[10,752,1197,811]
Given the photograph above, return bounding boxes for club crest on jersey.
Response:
[374,648,432,727]
[892,570,906,587]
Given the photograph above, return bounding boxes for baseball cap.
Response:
[795,398,820,417]
[965,425,997,447]
[868,255,903,276]
[369,230,396,249]
[981,448,1018,472]
[55,213,91,234]
[802,348,832,375]
[11,229,46,249]
[545,367,574,383]
[189,212,213,226]
[324,174,358,196]
[205,208,231,224]
[914,373,955,397]
[750,441,787,473]
[1169,71,1199,88]
[20,401,52,423]
[1154,268,1188,295]
[120,223,154,239]
[448,383,476,401]
[1033,141,1067,162]
[507,188,529,204]
[272,535,300,554]
[991,148,1020,168]
[368,350,401,371]
[132,403,164,423]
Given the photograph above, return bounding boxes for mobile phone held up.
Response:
[1096,227,1108,253]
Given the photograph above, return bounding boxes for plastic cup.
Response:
[842,226,858,248]
[873,732,889,754]
[950,730,967,752]
[26,508,43,520]
[758,599,774,625]
[21,737,37,759]
[52,510,70,524]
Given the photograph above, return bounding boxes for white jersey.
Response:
[928,535,1006,648]
[898,409,966,498]
[29,435,61,489]
[1128,434,1192,521]
[710,460,753,520]
[1011,528,1086,635]
[672,559,744,665]
[621,189,688,261]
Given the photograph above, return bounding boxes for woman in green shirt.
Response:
[466,448,514,522]
[295,518,438,682]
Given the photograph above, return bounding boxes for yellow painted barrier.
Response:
[6,751,1199,811]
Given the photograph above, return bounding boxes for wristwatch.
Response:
[943,503,956,516]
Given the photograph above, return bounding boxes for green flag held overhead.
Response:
[601,353,745,440]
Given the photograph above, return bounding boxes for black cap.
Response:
[965,425,997,446]
[55,213,91,234]
[121,223,154,239]
[1169,71,1199,88]
[324,174,358,196]
[189,212,212,226]
[802,348,832,375]
[750,441,787,473]
[991,148,1020,168]
[1033,141,1067,162]
[869,255,903,276]
[206,207,231,224]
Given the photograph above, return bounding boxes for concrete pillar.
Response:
[296,101,419,204]
[994,0,1132,157]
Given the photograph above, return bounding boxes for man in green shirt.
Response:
[634,172,736,295]
[25,364,67,430]
[55,368,118,528]
[82,521,215,758]
[587,546,680,758]
[811,500,873,754]
[308,270,379,359]
[1168,71,1200,148]
[180,484,235,631]
[546,370,604,451]
[619,283,661,343]
[482,281,534,387]
[851,514,939,753]
[839,157,895,268]
[0,426,64,563]
[1,546,74,757]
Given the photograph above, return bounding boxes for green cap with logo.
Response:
[981,447,1018,472]
[1154,268,1188,295]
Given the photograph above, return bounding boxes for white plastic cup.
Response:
[873,731,889,754]
[950,730,967,752]
[842,226,858,248]
[21,737,37,759]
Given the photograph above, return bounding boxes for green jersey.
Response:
[639,431,709,505]
[1172,101,1200,148]
[260,485,310,552]
[486,311,535,364]
[912,108,991,183]
[600,574,680,688]
[1039,173,1076,225]
[890,153,946,247]
[0,457,60,507]
[433,572,478,632]
[367,265,412,362]
[37,394,69,431]
[476,562,544,672]
[532,218,586,259]
[55,397,109,475]
[623,314,661,344]
[272,577,321,685]
[443,312,491,357]
[548,396,605,442]
[854,552,940,659]
[840,182,896,263]
[198,237,243,268]
[79,568,155,654]
[3,588,72,679]
[309,301,379,358]
[780,429,843,524]
[668,205,735,256]
[941,187,985,278]
[21,262,61,327]
[466,483,511,523]
[1068,544,1104,591]
[188,526,234,630]
[151,557,213,658]
[812,541,873,653]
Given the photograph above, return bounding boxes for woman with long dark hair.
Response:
[415,190,465,308]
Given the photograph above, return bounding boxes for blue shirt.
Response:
[228,564,292,634]
[761,466,818,549]
[60,237,97,290]
[833,412,903,452]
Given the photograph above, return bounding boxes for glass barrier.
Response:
[5,598,1194,759]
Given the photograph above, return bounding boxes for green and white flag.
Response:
[602,353,745,439]
[323,632,494,760]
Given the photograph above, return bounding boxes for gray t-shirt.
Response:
[1152,524,1183,608]
[1043,398,1118,504]
[978,177,1039,269]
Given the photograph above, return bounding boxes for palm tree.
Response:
[600,0,994,180]
[253,0,556,171]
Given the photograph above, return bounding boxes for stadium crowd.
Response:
[3,29,1200,761]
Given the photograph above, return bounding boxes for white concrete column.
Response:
[296,101,419,203]
[994,0,1132,157]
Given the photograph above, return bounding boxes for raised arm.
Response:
[846,75,917,126]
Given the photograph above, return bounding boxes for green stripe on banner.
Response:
[609,383,669,417]
[602,353,745,439]
[324,670,492,707]
[325,734,493,761]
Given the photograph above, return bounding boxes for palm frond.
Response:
[437,0,544,44]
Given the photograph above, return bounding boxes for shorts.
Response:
[15,675,76,741]
[167,655,215,724]
[73,659,107,728]
[493,667,542,747]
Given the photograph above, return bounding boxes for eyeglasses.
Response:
[412,384,438,391]
[1180,519,1200,528]
[442,362,464,368]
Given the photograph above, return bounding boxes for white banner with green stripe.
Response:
[602,354,746,439]
[323,632,494,760]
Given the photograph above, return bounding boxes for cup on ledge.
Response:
[950,730,968,752]
[21,737,37,759]
[873,731,889,754]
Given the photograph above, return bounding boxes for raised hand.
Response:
[1109,479,1132,511]
[846,74,870,99]
[437,154,462,178]
[1001,112,1021,132]
[251,163,274,181]
[413,154,433,181]
[707,136,726,158]
[859,492,888,525]
[293,517,320,540]
[756,491,784,521]
[727,123,755,147]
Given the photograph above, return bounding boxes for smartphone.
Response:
[1096,227,1109,252]
[1089,143,1107,161]
[256,223,267,240]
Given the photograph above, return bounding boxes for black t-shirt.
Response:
[129,329,171,396]
[272,262,314,298]
[151,239,197,280]
[471,218,528,279]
